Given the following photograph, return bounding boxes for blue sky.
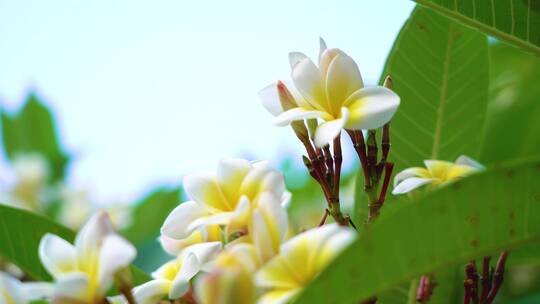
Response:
[0,0,415,202]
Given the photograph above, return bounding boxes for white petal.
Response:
[251,209,276,262]
[325,54,363,114]
[288,52,308,69]
[259,82,284,116]
[345,86,400,130]
[74,211,114,272]
[54,272,90,302]
[133,279,170,304]
[97,234,136,294]
[161,201,208,239]
[0,272,25,303]
[22,282,54,301]
[455,155,485,169]
[393,168,429,188]
[258,289,299,304]
[169,252,199,299]
[291,58,326,110]
[217,158,252,203]
[184,173,230,211]
[273,107,328,127]
[318,37,327,62]
[392,177,434,195]
[38,233,77,278]
[314,107,348,148]
[183,242,222,265]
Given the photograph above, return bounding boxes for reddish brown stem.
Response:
[485,251,509,303]
[479,256,492,303]
[333,135,342,198]
[381,123,390,163]
[346,129,371,188]
[377,162,394,206]
[465,262,479,304]
[318,209,329,227]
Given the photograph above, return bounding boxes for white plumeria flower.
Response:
[132,242,221,304]
[195,243,260,304]
[39,211,136,303]
[8,153,50,211]
[255,224,355,304]
[259,38,400,147]
[0,272,52,304]
[160,158,290,255]
[392,155,485,195]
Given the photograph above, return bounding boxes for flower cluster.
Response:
[2,38,491,304]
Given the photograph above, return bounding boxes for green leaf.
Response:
[0,94,69,181]
[480,42,540,163]
[380,6,489,173]
[414,0,540,55]
[353,5,489,223]
[0,204,150,284]
[122,187,181,245]
[296,158,540,303]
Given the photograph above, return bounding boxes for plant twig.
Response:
[485,251,509,303]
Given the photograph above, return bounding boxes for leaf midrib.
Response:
[431,22,454,159]
[415,0,540,56]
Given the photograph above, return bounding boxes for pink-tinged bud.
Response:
[276,81,297,111]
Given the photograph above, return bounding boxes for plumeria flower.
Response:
[132,242,221,304]
[160,158,290,255]
[392,155,485,195]
[0,272,52,304]
[255,224,355,304]
[8,153,50,211]
[259,38,400,147]
[195,243,260,304]
[39,211,136,303]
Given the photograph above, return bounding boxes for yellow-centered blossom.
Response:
[259,38,400,147]
[160,159,289,257]
[392,155,484,195]
[39,211,136,303]
[255,224,355,304]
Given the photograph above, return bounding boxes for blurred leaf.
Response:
[354,6,489,222]
[0,94,69,181]
[480,42,540,163]
[296,158,540,303]
[122,187,181,245]
[414,0,540,55]
[0,204,150,284]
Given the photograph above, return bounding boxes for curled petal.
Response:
[393,167,430,188]
[318,37,327,63]
[455,155,485,170]
[314,107,349,148]
[22,282,54,301]
[291,58,326,110]
[288,52,308,69]
[74,211,114,273]
[0,272,25,303]
[184,174,231,211]
[97,235,137,294]
[345,86,400,130]
[133,279,170,304]
[169,253,199,299]
[273,108,329,127]
[259,82,285,116]
[392,177,435,195]
[38,233,77,278]
[161,201,209,240]
[325,54,363,114]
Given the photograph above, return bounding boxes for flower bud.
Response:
[276,81,309,141]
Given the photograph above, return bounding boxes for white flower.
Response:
[38,211,136,303]
[160,159,290,255]
[392,155,484,195]
[259,38,400,147]
[0,271,52,304]
[133,242,221,304]
[255,224,355,304]
[195,243,260,304]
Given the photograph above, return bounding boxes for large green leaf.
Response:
[0,94,69,181]
[381,6,488,173]
[0,204,149,284]
[414,0,540,55]
[354,6,489,223]
[480,42,540,164]
[296,158,540,303]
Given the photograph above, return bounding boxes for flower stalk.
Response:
[463,251,509,304]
